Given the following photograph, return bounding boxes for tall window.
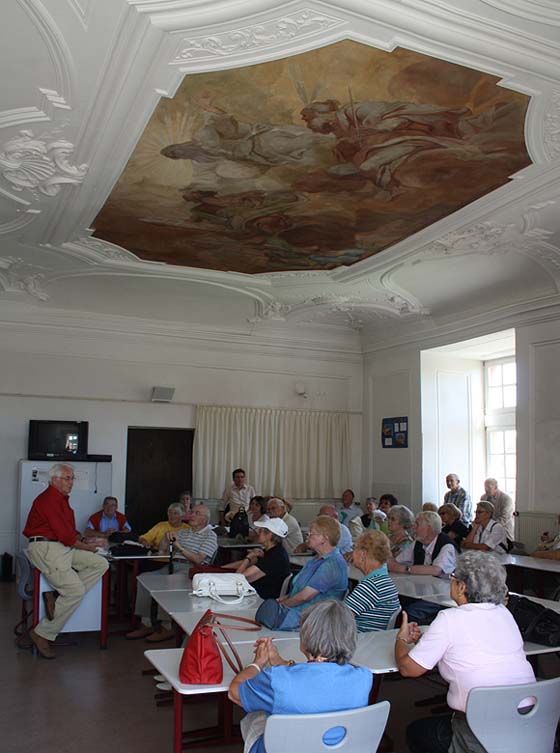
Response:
[484,358,516,501]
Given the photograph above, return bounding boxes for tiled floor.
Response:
[4,582,559,753]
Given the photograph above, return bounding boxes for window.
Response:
[484,358,516,502]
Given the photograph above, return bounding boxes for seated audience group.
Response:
[26,462,556,753]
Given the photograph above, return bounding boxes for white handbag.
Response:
[191,573,257,604]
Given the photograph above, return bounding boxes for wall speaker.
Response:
[151,386,175,402]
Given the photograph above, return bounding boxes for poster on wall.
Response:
[382,417,408,448]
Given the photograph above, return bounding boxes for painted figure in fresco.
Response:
[299,98,505,194]
[162,107,333,168]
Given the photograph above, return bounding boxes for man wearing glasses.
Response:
[23,463,109,659]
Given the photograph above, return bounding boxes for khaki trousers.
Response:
[27,541,109,641]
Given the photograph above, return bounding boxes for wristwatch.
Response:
[405,565,411,574]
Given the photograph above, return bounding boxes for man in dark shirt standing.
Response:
[23,463,109,658]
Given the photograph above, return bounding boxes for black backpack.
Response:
[229,508,249,540]
[507,593,560,647]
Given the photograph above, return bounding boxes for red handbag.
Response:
[178,609,261,685]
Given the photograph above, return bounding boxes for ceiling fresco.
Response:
[92,41,531,274]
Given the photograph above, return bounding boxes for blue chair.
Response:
[466,677,560,753]
[264,701,390,753]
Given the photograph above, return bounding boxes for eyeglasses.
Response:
[58,475,75,481]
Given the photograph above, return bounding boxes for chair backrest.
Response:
[15,552,33,601]
[263,701,390,753]
[466,677,560,753]
[279,573,293,598]
[386,607,402,630]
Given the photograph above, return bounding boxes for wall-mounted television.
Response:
[28,420,89,461]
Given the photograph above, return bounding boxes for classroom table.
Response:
[144,628,416,753]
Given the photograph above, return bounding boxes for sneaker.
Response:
[125,625,154,640]
[145,627,175,643]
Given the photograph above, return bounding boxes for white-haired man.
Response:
[126,505,217,643]
[267,497,303,555]
[389,510,456,624]
[388,511,456,578]
[23,463,109,659]
[444,473,472,524]
[480,478,514,541]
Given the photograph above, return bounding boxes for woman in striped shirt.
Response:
[344,531,400,631]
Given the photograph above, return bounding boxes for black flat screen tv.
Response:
[28,420,89,461]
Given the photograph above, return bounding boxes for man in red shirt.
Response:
[23,463,109,658]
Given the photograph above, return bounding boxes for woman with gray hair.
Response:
[396,551,535,753]
[387,505,415,564]
[229,600,372,753]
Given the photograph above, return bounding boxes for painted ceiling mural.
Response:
[92,41,531,274]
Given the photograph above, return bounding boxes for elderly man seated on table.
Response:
[462,501,509,553]
[126,505,217,643]
[256,515,348,631]
[266,497,303,555]
[294,504,353,555]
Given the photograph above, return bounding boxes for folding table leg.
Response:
[174,690,183,753]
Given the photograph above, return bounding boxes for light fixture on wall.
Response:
[151,386,175,403]
[294,381,309,399]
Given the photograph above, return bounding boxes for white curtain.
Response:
[193,405,351,499]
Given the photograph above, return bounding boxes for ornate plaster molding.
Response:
[172,8,346,63]
[418,222,516,260]
[247,300,292,323]
[0,130,88,197]
[0,257,49,301]
[66,0,94,31]
[543,90,560,161]
[479,0,560,25]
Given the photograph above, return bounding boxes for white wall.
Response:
[362,346,422,510]
[421,351,485,506]
[0,319,363,555]
[517,319,560,514]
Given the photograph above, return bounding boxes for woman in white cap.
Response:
[224,517,291,599]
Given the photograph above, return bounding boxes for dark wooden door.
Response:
[125,427,194,534]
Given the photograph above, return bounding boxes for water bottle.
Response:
[168,539,174,574]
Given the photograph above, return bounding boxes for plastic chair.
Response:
[14,552,33,637]
[386,607,402,630]
[263,701,390,753]
[279,573,293,598]
[466,677,560,753]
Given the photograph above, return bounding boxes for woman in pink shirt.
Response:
[395,550,534,753]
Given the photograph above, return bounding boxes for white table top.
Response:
[172,607,299,642]
[145,642,306,695]
[137,570,192,592]
[389,573,452,599]
[507,553,560,573]
[154,591,263,617]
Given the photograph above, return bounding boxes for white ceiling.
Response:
[1,0,559,348]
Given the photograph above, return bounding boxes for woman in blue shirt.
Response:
[228,600,373,753]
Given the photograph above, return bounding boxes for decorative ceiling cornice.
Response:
[0,257,49,301]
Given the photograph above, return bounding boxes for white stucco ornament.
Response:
[0,130,88,197]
